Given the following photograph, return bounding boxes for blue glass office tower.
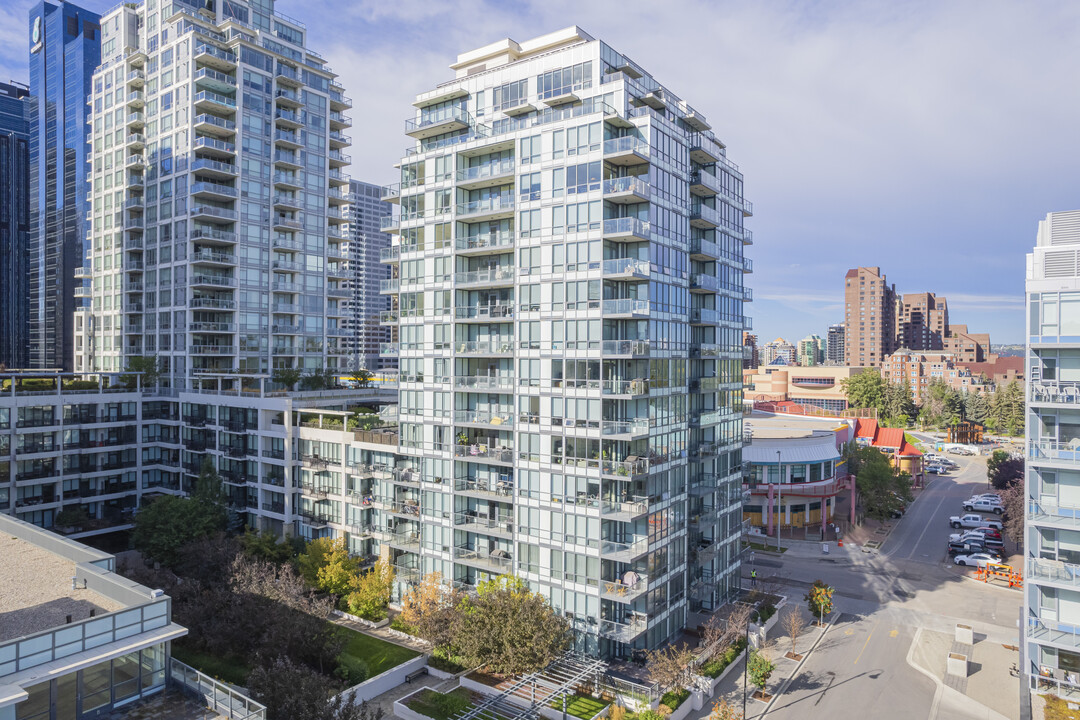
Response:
[27,0,100,371]
[0,82,31,370]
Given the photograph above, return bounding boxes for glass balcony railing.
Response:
[457,160,516,184]
[456,231,515,253]
[603,298,649,316]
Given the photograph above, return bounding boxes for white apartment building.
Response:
[1025,209,1080,700]
[81,0,351,386]
[378,27,752,657]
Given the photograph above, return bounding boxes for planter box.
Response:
[425,664,460,680]
[663,693,698,720]
[694,648,747,696]
[395,686,448,720]
[346,654,427,702]
[463,674,610,720]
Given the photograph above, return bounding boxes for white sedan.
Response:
[953,553,1001,568]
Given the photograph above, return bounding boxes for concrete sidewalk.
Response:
[906,626,1017,720]
[700,607,832,720]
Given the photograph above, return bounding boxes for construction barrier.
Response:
[975,563,1023,588]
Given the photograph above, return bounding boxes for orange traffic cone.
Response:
[837,539,843,547]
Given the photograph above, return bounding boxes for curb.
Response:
[757,612,837,718]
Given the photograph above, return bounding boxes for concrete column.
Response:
[767,484,774,536]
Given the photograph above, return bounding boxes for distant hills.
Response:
[993,344,1024,357]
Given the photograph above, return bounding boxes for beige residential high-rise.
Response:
[843,267,896,367]
[897,292,948,351]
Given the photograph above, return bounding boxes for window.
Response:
[520,135,541,165]
[537,61,592,100]
[520,172,540,201]
[492,79,528,111]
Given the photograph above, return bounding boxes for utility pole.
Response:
[776,449,783,551]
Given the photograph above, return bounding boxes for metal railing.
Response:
[170,658,265,719]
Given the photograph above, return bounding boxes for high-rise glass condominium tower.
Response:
[0,81,31,370]
[28,0,100,372]
[346,179,393,373]
[83,0,350,385]
[381,27,751,656]
[1025,209,1080,699]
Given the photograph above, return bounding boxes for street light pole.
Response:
[776,450,782,552]
[742,616,750,718]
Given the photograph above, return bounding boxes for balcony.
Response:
[454,340,514,356]
[276,63,301,86]
[194,136,237,158]
[600,538,649,562]
[603,137,650,166]
[602,378,650,396]
[457,196,515,222]
[193,67,236,93]
[1030,440,1080,468]
[690,203,720,229]
[191,226,237,245]
[456,160,516,190]
[189,344,236,355]
[381,184,401,203]
[125,112,145,129]
[690,170,721,197]
[601,419,651,439]
[603,217,651,242]
[601,496,651,522]
[380,310,399,324]
[380,215,400,233]
[126,133,145,149]
[454,376,514,391]
[454,512,514,537]
[191,205,238,223]
[191,250,236,266]
[328,150,350,168]
[380,246,400,264]
[690,308,719,325]
[126,69,145,87]
[603,176,651,204]
[601,574,650,603]
[194,90,237,115]
[191,297,236,310]
[454,304,514,322]
[329,131,352,148]
[690,274,719,293]
[599,614,649,642]
[601,339,650,357]
[191,158,239,179]
[275,109,302,129]
[455,267,515,288]
[603,298,649,318]
[125,155,146,171]
[454,410,514,429]
[275,87,302,108]
[405,106,471,139]
[194,43,237,71]
[602,258,649,280]
[190,274,237,288]
[689,133,723,164]
[274,151,302,170]
[455,230,515,256]
[191,181,237,201]
[329,90,353,111]
[453,546,513,574]
[193,113,236,137]
[1031,381,1080,406]
[272,215,302,231]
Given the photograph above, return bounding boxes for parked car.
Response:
[969,526,1004,540]
[950,513,1004,530]
[948,540,991,556]
[964,499,1004,514]
[949,447,975,456]
[950,531,1004,548]
[954,553,1002,568]
[967,493,1000,504]
[927,465,948,475]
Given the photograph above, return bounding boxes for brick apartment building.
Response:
[843,267,897,367]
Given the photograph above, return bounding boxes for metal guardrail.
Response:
[169,658,266,719]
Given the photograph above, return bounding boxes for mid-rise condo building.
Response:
[346,179,394,373]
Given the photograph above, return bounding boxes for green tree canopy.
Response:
[840,370,887,415]
[852,446,913,520]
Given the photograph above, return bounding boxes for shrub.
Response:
[431,690,471,718]
[639,710,667,720]
[390,616,415,634]
[659,688,690,713]
[757,604,776,624]
[427,649,467,673]
[699,637,748,679]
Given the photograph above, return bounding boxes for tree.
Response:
[707,699,744,720]
[350,368,375,389]
[746,650,774,694]
[400,572,464,653]
[840,370,887,414]
[453,575,571,675]
[1000,478,1025,545]
[882,382,916,427]
[645,643,695,692]
[346,558,395,621]
[781,608,807,657]
[805,580,834,623]
[852,446,912,520]
[248,656,386,720]
[272,367,303,390]
[132,491,228,567]
[298,537,337,589]
[316,538,362,597]
[122,355,161,388]
[990,381,1024,436]
[241,529,304,564]
[987,450,1024,490]
[964,391,989,424]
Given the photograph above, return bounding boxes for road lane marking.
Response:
[845,629,854,635]
[854,621,879,665]
[890,629,898,637]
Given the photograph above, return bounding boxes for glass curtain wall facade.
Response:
[27,0,100,372]
[0,81,31,370]
[346,179,393,372]
[1025,209,1080,699]
[378,28,751,657]
[84,0,349,386]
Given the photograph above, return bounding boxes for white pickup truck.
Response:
[963,499,1003,514]
[950,513,1004,530]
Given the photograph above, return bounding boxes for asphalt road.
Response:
[747,448,1023,720]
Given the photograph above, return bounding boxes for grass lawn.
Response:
[171,644,252,686]
[1042,694,1075,720]
[406,688,475,720]
[550,694,609,720]
[335,624,420,680]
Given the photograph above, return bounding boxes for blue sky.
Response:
[4,0,1078,345]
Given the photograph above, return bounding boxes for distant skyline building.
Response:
[897,291,948,351]
[843,266,896,367]
[346,179,393,372]
[0,81,31,370]
[826,322,844,365]
[743,331,758,369]
[27,0,100,371]
[759,337,796,366]
[943,323,991,364]
[797,333,824,366]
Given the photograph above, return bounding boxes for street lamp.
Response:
[776,449,783,551]
[742,612,751,718]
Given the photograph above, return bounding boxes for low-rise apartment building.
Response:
[880,350,982,403]
[743,366,866,414]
